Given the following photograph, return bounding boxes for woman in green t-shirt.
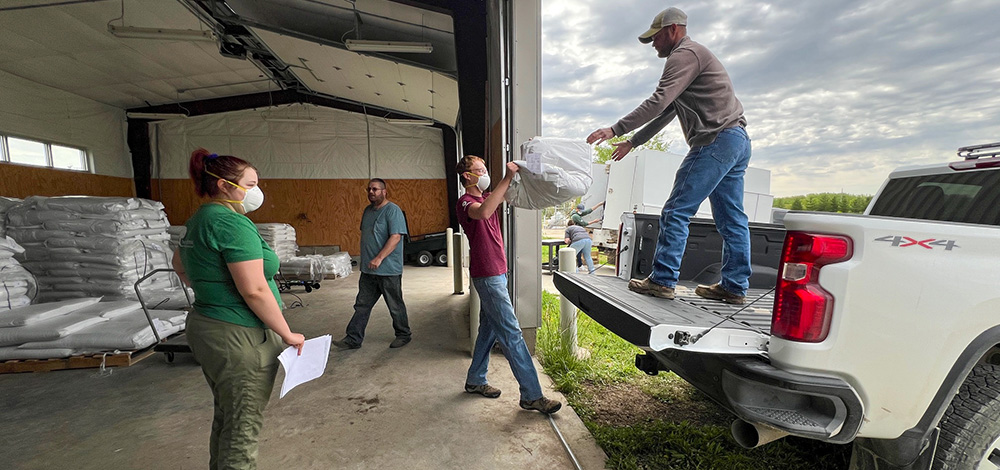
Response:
[172,148,304,469]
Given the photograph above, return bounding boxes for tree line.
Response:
[773,193,873,213]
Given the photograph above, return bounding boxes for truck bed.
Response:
[555,273,774,353]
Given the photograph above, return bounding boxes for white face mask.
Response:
[474,172,490,191]
[242,185,265,213]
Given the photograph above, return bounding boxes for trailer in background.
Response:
[583,149,774,261]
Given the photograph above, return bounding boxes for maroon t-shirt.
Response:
[457,193,507,278]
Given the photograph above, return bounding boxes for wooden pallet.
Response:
[0,348,155,374]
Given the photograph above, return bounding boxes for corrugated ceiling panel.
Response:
[253,27,458,126]
[0,0,458,119]
[4,55,117,91]
[0,1,263,108]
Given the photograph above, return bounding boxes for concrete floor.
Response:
[0,265,607,470]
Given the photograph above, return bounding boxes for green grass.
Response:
[536,291,852,470]
[541,246,608,268]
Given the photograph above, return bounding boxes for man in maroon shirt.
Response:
[456,155,561,414]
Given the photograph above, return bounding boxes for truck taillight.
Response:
[772,232,853,343]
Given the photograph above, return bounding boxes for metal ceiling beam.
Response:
[178,0,307,93]
[126,89,426,121]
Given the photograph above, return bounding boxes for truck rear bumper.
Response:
[645,349,864,444]
[554,272,864,443]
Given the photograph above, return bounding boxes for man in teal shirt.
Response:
[335,178,412,349]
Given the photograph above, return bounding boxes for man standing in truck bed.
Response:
[587,6,751,304]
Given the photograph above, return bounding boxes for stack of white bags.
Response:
[0,236,36,311]
[5,196,176,302]
[278,256,325,281]
[255,223,297,261]
[0,298,186,360]
[311,253,353,279]
[278,253,353,282]
[0,196,21,237]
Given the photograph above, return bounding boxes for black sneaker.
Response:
[520,396,562,414]
[332,338,361,350]
[465,383,501,398]
[389,337,411,348]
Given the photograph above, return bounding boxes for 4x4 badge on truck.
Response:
[874,235,959,251]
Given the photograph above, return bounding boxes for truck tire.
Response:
[933,364,1000,470]
[415,250,433,267]
[434,250,448,266]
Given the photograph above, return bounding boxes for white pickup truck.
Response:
[554,142,1000,470]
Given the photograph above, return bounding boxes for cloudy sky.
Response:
[540,0,1000,196]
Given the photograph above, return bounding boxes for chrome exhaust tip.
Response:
[731,419,790,448]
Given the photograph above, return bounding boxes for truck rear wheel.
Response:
[933,364,1000,470]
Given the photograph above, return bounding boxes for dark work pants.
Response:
[345,273,411,345]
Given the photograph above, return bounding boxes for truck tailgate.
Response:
[554,273,773,355]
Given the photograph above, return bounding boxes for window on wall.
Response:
[0,134,89,171]
[51,144,88,170]
[8,137,46,167]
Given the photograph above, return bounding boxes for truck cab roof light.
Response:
[948,157,1000,171]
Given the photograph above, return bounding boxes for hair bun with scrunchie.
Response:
[207,153,219,159]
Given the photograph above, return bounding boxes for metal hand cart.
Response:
[134,268,193,363]
[275,271,322,293]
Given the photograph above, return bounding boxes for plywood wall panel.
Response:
[155,178,450,255]
[0,163,135,198]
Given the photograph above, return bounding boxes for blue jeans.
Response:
[466,274,543,401]
[345,273,411,345]
[650,126,752,296]
[570,238,595,274]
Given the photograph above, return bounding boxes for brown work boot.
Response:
[627,277,675,299]
[465,383,502,398]
[520,396,562,414]
[694,283,746,305]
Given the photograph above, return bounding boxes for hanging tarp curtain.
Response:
[154,104,445,180]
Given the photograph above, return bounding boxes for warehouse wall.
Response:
[153,178,449,254]
[0,71,134,198]
[0,164,134,199]
[151,105,450,254]
[0,70,133,180]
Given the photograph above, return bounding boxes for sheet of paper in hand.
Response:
[278,334,332,399]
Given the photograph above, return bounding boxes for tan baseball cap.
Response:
[638,7,687,43]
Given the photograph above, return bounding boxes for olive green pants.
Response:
[186,312,283,470]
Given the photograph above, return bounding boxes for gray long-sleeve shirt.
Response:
[612,36,746,148]
[564,225,590,244]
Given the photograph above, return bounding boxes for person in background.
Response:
[564,219,596,274]
[457,155,562,414]
[570,201,604,227]
[586,6,752,304]
[173,148,305,470]
[333,178,412,349]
